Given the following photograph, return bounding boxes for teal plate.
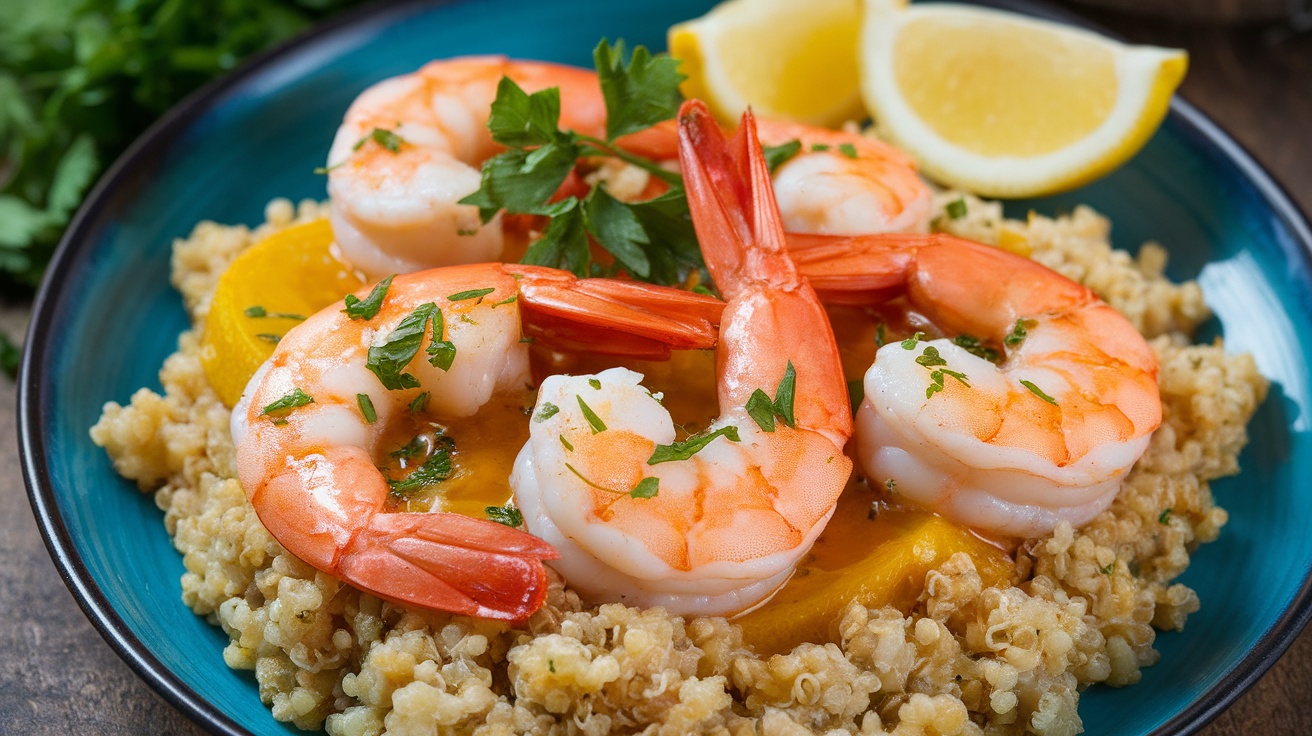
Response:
[19,0,1312,734]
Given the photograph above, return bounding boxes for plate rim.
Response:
[16,0,1312,734]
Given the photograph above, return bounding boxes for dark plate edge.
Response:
[15,1,1312,735]
[16,1,451,734]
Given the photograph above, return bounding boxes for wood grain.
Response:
[1,7,1309,735]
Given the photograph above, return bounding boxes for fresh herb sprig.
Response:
[459,39,706,288]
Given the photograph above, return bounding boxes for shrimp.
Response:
[787,232,1162,537]
[510,101,853,617]
[231,264,724,621]
[326,57,612,279]
[755,120,934,236]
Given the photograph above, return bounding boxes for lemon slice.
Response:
[200,218,365,407]
[859,0,1187,197]
[669,0,883,126]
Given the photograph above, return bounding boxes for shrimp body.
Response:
[790,233,1162,537]
[327,57,607,279]
[511,102,853,617]
[232,264,723,621]
[755,120,934,236]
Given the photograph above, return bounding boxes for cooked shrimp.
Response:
[231,264,724,621]
[788,232,1162,537]
[755,120,934,236]
[510,101,853,617]
[326,57,610,279]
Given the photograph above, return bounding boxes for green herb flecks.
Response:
[763,140,802,173]
[1020,379,1058,405]
[560,434,574,451]
[458,39,704,287]
[875,322,886,348]
[486,505,524,527]
[1005,318,1037,349]
[945,197,968,220]
[810,143,831,152]
[244,305,306,320]
[588,378,602,390]
[953,334,999,363]
[900,331,926,350]
[354,127,406,153]
[1159,508,1173,524]
[744,361,797,432]
[1100,561,1116,575]
[534,402,560,422]
[647,426,740,465]
[261,388,313,419]
[357,393,378,423]
[576,395,606,434]
[630,477,660,499]
[387,444,453,495]
[837,143,858,159]
[447,287,496,302]
[426,308,456,371]
[255,333,281,344]
[366,302,436,390]
[409,391,430,414]
[344,275,394,320]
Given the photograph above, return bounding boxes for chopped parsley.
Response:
[534,402,560,422]
[576,395,607,433]
[945,197,968,220]
[588,378,602,390]
[630,477,660,499]
[1004,318,1037,349]
[255,333,281,344]
[837,143,858,159]
[884,478,897,492]
[763,139,802,172]
[387,445,453,495]
[810,143,831,152]
[647,426,740,465]
[261,388,313,419]
[745,361,797,432]
[366,302,436,390]
[426,308,456,371]
[1020,379,1058,405]
[244,306,306,320]
[357,393,377,423]
[354,127,406,154]
[447,287,496,302]
[1159,508,1173,524]
[409,391,430,414]
[900,331,926,350]
[486,505,524,527]
[953,334,999,363]
[389,436,427,460]
[915,345,948,368]
[344,275,394,321]
[875,322,886,347]
[1100,561,1116,575]
[560,434,574,451]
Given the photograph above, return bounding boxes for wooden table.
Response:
[1,7,1309,735]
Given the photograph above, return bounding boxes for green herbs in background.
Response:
[0,333,19,378]
[460,39,708,289]
[0,0,371,371]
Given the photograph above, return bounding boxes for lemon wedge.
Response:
[859,0,1186,197]
[200,218,365,407]
[669,0,881,126]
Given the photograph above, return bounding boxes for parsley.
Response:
[354,127,405,153]
[387,445,453,495]
[945,197,968,220]
[356,393,377,423]
[365,303,436,390]
[630,477,660,499]
[426,308,456,371]
[548,659,556,673]
[1159,508,1173,524]
[745,362,797,432]
[576,395,607,433]
[647,426,740,465]
[255,333,281,344]
[534,402,560,422]
[926,368,969,399]
[244,305,306,320]
[344,275,393,320]
[1004,318,1036,348]
[875,322,886,347]
[900,331,926,350]
[447,287,496,302]
[1020,379,1058,405]
[915,346,949,368]
[885,478,897,492]
[810,143,831,152]
[389,436,426,460]
[261,388,313,418]
[458,39,705,287]
[763,140,802,172]
[837,143,858,159]
[560,434,574,451]
[486,505,524,527]
[409,391,430,414]
[953,334,999,363]
[1100,562,1116,575]
[588,378,602,390]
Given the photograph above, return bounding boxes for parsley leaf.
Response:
[486,505,524,527]
[1020,379,1058,405]
[366,302,435,390]
[946,197,968,220]
[388,444,453,495]
[261,388,313,418]
[763,140,802,173]
[745,389,776,432]
[583,185,651,278]
[1005,318,1036,348]
[576,395,606,433]
[355,127,405,153]
[535,403,560,422]
[647,426,740,465]
[486,76,561,147]
[409,391,430,414]
[630,477,660,499]
[344,275,393,320]
[357,393,377,423]
[837,143,858,159]
[745,362,797,432]
[426,308,456,371]
[594,38,685,141]
[447,287,496,302]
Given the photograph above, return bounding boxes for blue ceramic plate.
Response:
[19,0,1312,734]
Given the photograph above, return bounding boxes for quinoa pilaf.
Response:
[91,194,1267,735]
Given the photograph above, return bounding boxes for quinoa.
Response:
[90,195,1267,735]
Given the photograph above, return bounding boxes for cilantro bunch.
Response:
[460,40,707,288]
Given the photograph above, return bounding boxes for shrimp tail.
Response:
[513,264,725,359]
[343,511,558,622]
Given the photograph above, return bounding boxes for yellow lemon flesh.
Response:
[669,0,878,127]
[200,218,365,408]
[860,0,1186,197]
[736,495,1015,655]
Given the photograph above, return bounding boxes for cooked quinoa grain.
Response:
[91,196,1267,735]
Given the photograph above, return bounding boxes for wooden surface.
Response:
[2,7,1309,736]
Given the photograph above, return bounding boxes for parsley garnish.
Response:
[926,368,969,399]
[885,478,897,492]
[588,378,602,390]
[1100,562,1116,575]
[354,127,406,154]
[389,436,427,460]
[912,344,968,399]
[900,331,926,350]
[560,434,574,451]
[945,197,968,220]
[1159,508,1173,524]
[388,445,453,495]
[630,477,660,499]
[262,388,313,419]
[953,334,999,363]
[915,346,948,368]
[409,391,430,414]
[1005,318,1036,348]
[366,302,436,390]
[763,140,802,172]
[486,505,524,527]
[344,275,394,320]
[837,143,858,159]
[875,322,886,347]
[426,308,456,371]
[255,333,280,344]
[647,426,740,465]
[810,143,831,152]
[576,395,606,433]
[244,305,306,320]
[458,39,705,287]
[745,362,797,432]
[535,402,560,422]
[447,287,496,302]
[1020,379,1058,405]
[357,393,377,423]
